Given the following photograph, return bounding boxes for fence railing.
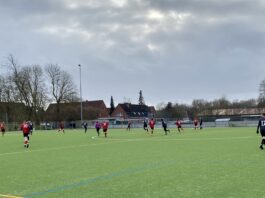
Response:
[4,120,259,132]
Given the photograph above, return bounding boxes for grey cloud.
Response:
[0,0,264,105]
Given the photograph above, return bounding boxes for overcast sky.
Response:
[0,0,265,107]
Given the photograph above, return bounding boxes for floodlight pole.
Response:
[78,64,83,126]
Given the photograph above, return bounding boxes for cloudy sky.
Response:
[0,0,265,107]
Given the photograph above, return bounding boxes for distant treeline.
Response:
[156,97,265,119]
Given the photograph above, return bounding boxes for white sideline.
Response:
[91,136,254,142]
[0,136,255,157]
[0,194,23,198]
[0,139,132,157]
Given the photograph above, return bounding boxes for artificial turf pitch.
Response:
[0,127,264,198]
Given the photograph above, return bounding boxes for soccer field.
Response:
[0,127,264,198]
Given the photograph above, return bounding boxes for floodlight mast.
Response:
[78,64,83,126]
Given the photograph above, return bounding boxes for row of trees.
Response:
[1,55,265,122]
[156,96,265,119]
[0,55,78,123]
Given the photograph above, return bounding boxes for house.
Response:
[111,103,155,119]
[44,100,109,121]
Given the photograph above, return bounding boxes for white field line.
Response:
[0,139,133,157]
[0,194,23,198]
[1,133,21,136]
[0,136,255,157]
[91,136,255,142]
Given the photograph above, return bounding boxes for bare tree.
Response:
[45,64,78,121]
[6,55,48,122]
[0,76,13,102]
[258,79,265,106]
[123,97,132,103]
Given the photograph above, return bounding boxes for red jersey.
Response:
[149,120,155,128]
[194,119,198,125]
[175,120,181,127]
[21,123,30,134]
[59,122,64,129]
[0,123,5,130]
[102,122,109,130]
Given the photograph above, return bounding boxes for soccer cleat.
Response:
[260,145,264,150]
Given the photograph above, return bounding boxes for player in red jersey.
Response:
[21,121,30,148]
[102,121,109,138]
[58,121,65,133]
[194,118,198,130]
[0,121,6,136]
[175,120,184,133]
[149,118,156,134]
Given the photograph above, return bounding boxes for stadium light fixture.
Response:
[78,64,83,126]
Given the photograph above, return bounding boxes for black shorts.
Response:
[103,129,108,133]
[23,133,29,137]
[261,130,265,137]
[1,129,5,132]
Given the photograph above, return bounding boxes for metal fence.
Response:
[3,120,259,132]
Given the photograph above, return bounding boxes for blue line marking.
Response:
[24,160,177,198]
[23,158,259,197]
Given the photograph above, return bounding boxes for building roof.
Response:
[45,100,109,121]
[115,103,155,118]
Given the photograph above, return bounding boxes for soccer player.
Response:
[21,121,30,148]
[0,121,6,136]
[256,113,265,150]
[161,119,170,135]
[143,119,149,132]
[175,120,184,133]
[95,121,101,136]
[194,118,198,130]
[149,118,156,134]
[199,118,203,130]
[29,121,33,136]
[127,121,131,131]
[101,121,109,138]
[58,121,65,133]
[83,122,88,133]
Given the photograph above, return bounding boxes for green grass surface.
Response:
[0,127,263,198]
